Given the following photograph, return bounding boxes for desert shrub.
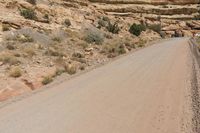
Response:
[52,37,62,43]
[102,40,127,57]
[43,14,50,23]
[65,63,77,75]
[129,23,146,36]
[24,47,36,57]
[106,21,120,34]
[45,47,63,57]
[16,34,34,43]
[0,54,20,65]
[84,27,104,45]
[64,19,71,27]
[72,52,85,58]
[42,76,53,85]
[2,24,10,31]
[137,39,147,47]
[54,68,65,76]
[26,0,36,5]
[76,40,89,49]
[20,9,36,20]
[102,16,110,22]
[6,44,15,50]
[9,66,22,78]
[98,19,107,28]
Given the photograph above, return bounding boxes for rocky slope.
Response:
[90,0,200,36]
[89,0,200,5]
[0,0,162,101]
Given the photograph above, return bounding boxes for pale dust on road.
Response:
[0,38,196,133]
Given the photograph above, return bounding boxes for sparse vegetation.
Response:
[2,24,10,31]
[98,19,107,28]
[65,63,77,75]
[9,66,22,78]
[84,27,104,45]
[129,23,146,36]
[20,9,37,20]
[52,37,62,43]
[106,21,120,34]
[46,47,63,57]
[43,14,50,23]
[24,47,36,57]
[54,68,65,76]
[6,44,15,50]
[42,76,53,85]
[16,34,34,43]
[26,0,36,5]
[0,54,20,65]
[102,40,127,57]
[102,16,110,22]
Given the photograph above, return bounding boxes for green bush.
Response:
[106,22,120,34]
[20,9,36,20]
[129,23,146,36]
[26,0,36,5]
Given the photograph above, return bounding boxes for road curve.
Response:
[0,38,195,133]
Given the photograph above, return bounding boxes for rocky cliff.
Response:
[89,0,200,5]
[89,0,200,36]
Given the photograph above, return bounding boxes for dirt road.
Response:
[0,38,197,133]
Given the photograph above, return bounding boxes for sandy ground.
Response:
[0,38,196,133]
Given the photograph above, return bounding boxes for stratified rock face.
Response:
[89,0,200,36]
[89,0,200,5]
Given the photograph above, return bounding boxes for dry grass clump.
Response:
[102,39,128,57]
[6,44,15,50]
[137,39,147,48]
[76,40,89,49]
[24,47,36,57]
[0,54,20,65]
[54,68,65,76]
[52,37,62,43]
[42,76,53,85]
[65,63,77,75]
[2,24,10,31]
[9,66,22,78]
[45,47,64,57]
[16,34,34,43]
